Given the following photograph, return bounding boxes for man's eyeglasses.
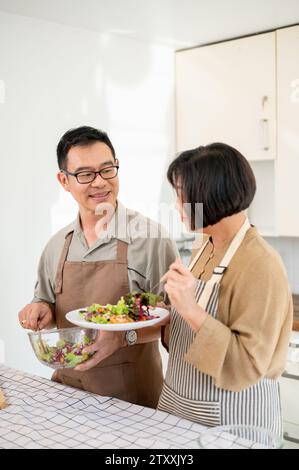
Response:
[61,166,119,184]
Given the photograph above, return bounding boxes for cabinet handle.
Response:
[259,118,269,151]
[284,432,299,444]
[262,95,268,109]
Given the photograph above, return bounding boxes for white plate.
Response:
[65,307,169,331]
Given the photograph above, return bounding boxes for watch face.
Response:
[126,330,137,345]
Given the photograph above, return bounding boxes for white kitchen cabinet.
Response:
[176,32,276,161]
[279,371,299,444]
[176,25,299,237]
[280,377,299,445]
[279,332,299,446]
[276,25,299,237]
[247,160,276,235]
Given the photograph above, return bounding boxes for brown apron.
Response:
[52,231,163,408]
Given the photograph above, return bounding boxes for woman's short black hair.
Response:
[167,142,256,229]
[57,126,116,170]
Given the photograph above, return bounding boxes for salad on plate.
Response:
[78,292,163,325]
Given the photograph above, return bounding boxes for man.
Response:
[19,126,178,408]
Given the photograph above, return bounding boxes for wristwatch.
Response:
[125,330,137,346]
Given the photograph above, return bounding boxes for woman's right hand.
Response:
[18,302,55,331]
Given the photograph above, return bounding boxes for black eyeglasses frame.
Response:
[61,165,119,184]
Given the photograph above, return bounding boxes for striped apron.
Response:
[158,219,282,435]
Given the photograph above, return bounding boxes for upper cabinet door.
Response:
[176,32,276,161]
[276,26,299,236]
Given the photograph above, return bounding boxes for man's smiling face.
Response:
[57,141,119,216]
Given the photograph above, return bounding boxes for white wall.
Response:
[0,11,175,377]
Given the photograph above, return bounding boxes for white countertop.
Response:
[0,365,207,449]
[0,365,279,449]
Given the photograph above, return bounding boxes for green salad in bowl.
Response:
[28,327,97,369]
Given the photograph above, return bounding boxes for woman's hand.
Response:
[75,330,125,372]
[162,258,207,331]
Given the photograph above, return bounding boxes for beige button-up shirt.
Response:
[33,201,179,304]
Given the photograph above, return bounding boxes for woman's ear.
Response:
[57,171,70,192]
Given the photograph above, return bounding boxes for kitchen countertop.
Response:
[0,365,207,449]
[0,365,267,450]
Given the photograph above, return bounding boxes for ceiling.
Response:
[0,0,298,48]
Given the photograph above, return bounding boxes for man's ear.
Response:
[57,171,70,192]
[115,158,119,167]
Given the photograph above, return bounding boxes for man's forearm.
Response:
[76,325,164,372]
[121,324,162,347]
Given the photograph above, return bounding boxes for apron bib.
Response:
[158,219,282,435]
[52,231,163,408]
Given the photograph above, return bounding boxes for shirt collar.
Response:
[65,200,132,244]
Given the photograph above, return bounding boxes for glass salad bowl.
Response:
[198,425,283,449]
[28,327,97,370]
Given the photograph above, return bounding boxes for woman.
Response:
[158,143,292,435]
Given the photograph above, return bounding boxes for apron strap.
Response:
[54,231,74,294]
[188,238,210,272]
[209,217,251,285]
[193,218,251,310]
[116,239,128,263]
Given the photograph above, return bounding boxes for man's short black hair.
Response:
[167,142,256,229]
[57,126,116,170]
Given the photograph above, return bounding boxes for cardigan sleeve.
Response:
[184,254,293,391]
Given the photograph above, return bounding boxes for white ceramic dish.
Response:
[66,307,169,331]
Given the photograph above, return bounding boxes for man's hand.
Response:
[18,302,55,331]
[75,330,125,372]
